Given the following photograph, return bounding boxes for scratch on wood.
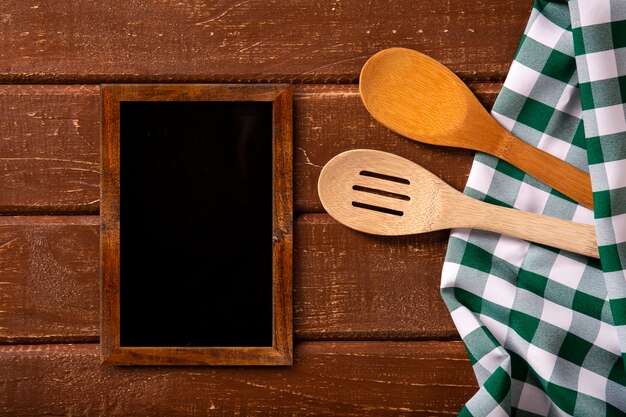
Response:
[0,157,96,166]
[300,54,373,75]
[48,167,98,173]
[227,377,343,406]
[238,41,263,53]
[294,90,360,99]
[195,0,251,27]
[0,238,18,251]
[297,147,323,168]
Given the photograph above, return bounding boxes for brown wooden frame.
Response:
[101,84,293,365]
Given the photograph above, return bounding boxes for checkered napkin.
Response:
[440,0,626,415]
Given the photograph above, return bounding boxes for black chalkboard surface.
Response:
[101,84,293,366]
[120,101,273,347]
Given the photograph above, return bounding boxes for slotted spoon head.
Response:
[317,149,455,236]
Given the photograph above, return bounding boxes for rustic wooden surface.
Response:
[0,216,99,344]
[0,0,530,84]
[0,342,476,416]
[0,0,531,413]
[0,215,456,343]
[295,215,456,340]
[0,85,100,214]
[0,84,499,214]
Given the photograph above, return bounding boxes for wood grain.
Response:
[446,188,599,258]
[295,214,457,340]
[0,216,100,344]
[0,85,100,214]
[0,83,499,214]
[500,135,593,208]
[0,342,476,416]
[0,0,531,83]
[0,215,457,343]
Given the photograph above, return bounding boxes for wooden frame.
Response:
[100,84,293,365]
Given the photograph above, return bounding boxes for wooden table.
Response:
[0,1,532,415]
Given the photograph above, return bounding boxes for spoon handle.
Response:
[494,132,594,209]
[455,194,598,258]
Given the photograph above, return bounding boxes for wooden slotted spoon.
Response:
[359,47,594,209]
[317,149,598,258]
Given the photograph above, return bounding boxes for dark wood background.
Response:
[0,1,531,415]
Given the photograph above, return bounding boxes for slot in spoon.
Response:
[359,47,593,209]
[318,149,598,258]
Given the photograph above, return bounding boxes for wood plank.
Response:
[295,214,457,340]
[0,0,531,83]
[0,342,476,416]
[0,83,499,214]
[0,85,100,214]
[294,84,498,212]
[0,215,458,343]
[0,216,100,344]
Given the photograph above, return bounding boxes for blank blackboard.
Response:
[119,101,274,347]
[101,84,293,366]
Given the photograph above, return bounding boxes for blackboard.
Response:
[101,85,293,365]
[120,101,273,347]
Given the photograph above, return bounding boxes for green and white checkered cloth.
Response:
[440,0,626,415]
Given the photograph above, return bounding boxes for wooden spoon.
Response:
[359,47,594,209]
[317,149,598,258]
